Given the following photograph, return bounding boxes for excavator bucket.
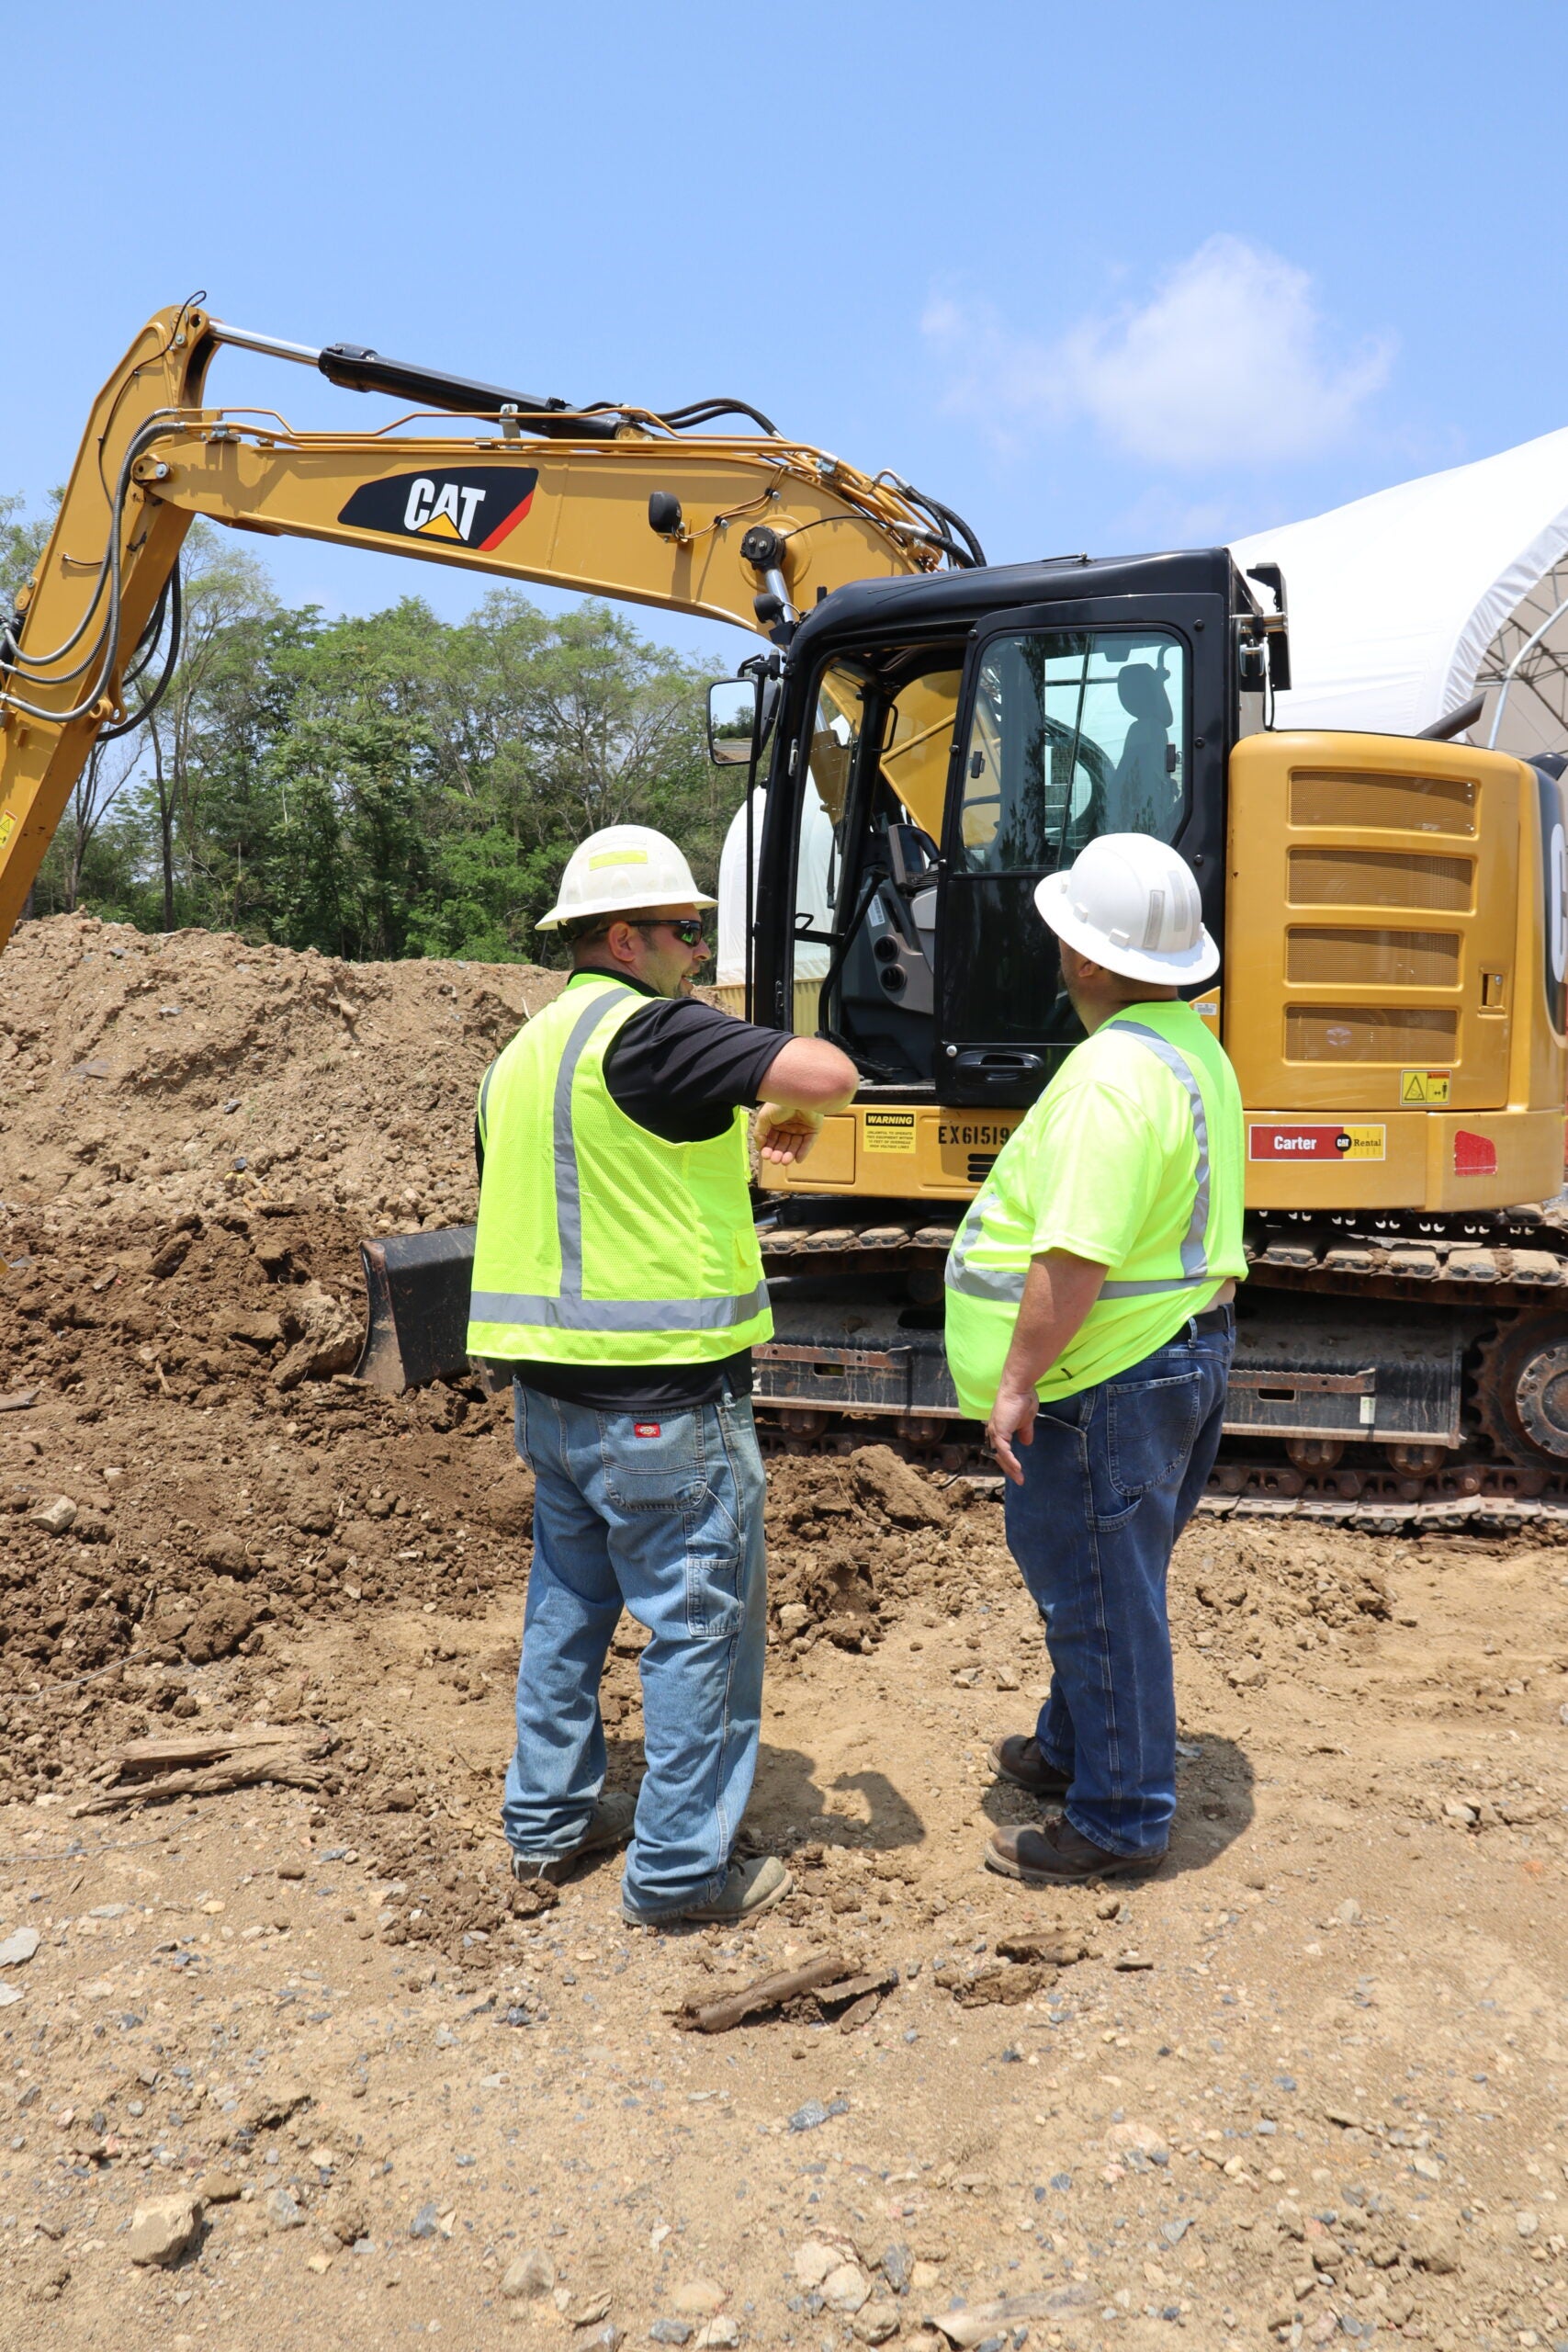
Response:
[355,1225,477,1392]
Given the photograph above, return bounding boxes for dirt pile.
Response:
[0,911,566,1236]
[764,1445,976,1654]
[0,1193,525,1657]
[0,913,567,1754]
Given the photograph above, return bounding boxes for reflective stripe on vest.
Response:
[552,986,631,1298]
[944,1021,1213,1307]
[469,1283,772,1332]
[476,981,766,1337]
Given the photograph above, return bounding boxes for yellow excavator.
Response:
[7,300,1568,1500]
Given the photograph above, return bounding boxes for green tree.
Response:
[6,512,745,964]
[141,522,276,930]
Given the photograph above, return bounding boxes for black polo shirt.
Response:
[478,970,791,1411]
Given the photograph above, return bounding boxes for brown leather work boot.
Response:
[988,1734,1071,1798]
[985,1818,1167,1886]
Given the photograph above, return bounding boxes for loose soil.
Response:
[3,915,1568,2352]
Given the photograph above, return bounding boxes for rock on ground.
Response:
[501,2248,556,2300]
[127,2192,203,2267]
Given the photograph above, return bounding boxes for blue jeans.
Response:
[1003,1315,1234,1858]
[503,1381,767,1920]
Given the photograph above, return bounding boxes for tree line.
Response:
[1,495,741,964]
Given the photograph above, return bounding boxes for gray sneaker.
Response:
[510,1790,636,1887]
[624,1854,793,1928]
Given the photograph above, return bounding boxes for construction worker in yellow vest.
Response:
[468,825,857,1926]
[944,835,1246,1886]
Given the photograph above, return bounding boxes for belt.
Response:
[1191,1302,1235,1335]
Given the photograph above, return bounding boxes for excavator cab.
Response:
[752,549,1247,1114]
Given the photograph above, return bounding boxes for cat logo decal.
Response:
[337,467,538,551]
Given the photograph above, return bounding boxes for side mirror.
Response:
[707,678,760,766]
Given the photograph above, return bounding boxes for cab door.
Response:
[935,593,1227,1105]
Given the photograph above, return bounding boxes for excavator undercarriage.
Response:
[351,1197,1568,1509]
[752,1198,1568,1493]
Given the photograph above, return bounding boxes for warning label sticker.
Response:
[1400,1069,1451,1104]
[1249,1124,1387,1162]
[863,1110,918,1153]
[0,810,15,853]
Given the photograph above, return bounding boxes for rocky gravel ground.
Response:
[1,1408,1566,2352]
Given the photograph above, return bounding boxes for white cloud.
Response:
[922,236,1394,470]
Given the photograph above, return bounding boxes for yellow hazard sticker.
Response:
[588,848,648,868]
[1400,1069,1451,1104]
[0,809,15,852]
[863,1110,917,1153]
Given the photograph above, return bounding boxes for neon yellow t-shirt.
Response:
[944,1001,1246,1412]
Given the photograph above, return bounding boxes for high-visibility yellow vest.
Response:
[466,974,773,1366]
[943,1003,1246,1412]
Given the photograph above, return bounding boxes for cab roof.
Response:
[794,546,1250,658]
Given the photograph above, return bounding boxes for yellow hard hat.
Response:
[535,825,716,932]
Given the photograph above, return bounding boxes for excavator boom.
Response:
[0,302,943,943]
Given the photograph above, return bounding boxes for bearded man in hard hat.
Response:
[944,834,1245,1886]
[468,824,858,1926]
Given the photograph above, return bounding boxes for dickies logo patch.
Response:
[336,467,538,551]
[633,1422,661,1439]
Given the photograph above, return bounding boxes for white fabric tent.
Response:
[714,780,835,1018]
[1231,425,1568,756]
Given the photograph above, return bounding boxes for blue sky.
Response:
[7,0,1566,673]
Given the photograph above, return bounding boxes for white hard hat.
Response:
[535,824,716,932]
[1033,833,1219,985]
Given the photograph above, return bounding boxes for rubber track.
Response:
[761,1204,1568,1306]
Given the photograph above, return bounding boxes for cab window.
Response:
[957,630,1188,873]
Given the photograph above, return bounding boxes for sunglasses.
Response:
[635,919,708,948]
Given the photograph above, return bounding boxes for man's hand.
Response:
[982,1250,1109,1485]
[752,1038,858,1164]
[754,1102,826,1165]
[987,1377,1039,1486]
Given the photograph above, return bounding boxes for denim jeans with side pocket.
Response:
[1002,1314,1234,1857]
[503,1380,767,1919]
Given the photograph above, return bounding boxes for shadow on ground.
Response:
[604,1734,931,1858]
[976,1732,1257,1878]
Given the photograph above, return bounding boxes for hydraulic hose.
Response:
[98,562,183,741]
[0,412,185,724]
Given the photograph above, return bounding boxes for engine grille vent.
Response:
[1285,926,1461,988]
[1285,1005,1459,1063]
[1289,769,1476,836]
[1288,847,1473,911]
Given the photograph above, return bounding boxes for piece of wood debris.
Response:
[73,1724,331,1815]
[672,1951,897,2034]
[836,1987,886,2035]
